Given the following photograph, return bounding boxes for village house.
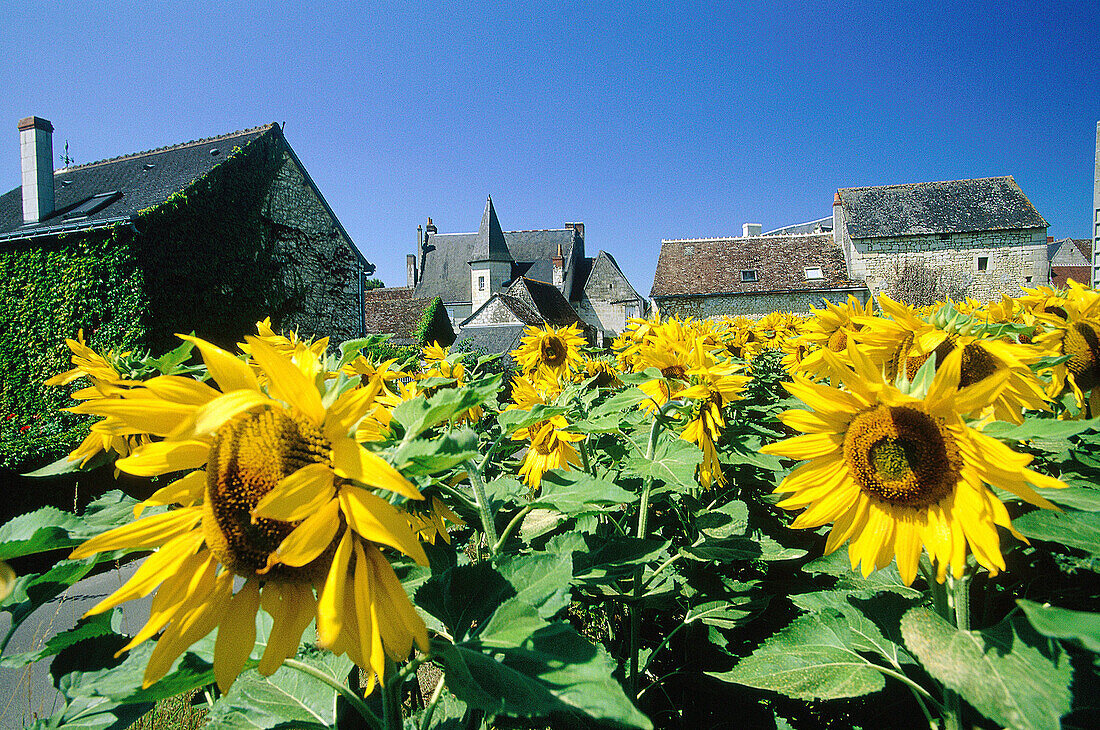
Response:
[650,224,869,318]
[652,176,1052,318]
[361,286,454,348]
[1048,238,1092,287]
[833,176,1049,300]
[405,197,646,347]
[0,117,370,471]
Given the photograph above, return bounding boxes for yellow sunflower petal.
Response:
[214,579,260,692]
[268,499,342,568]
[70,506,204,559]
[331,440,422,500]
[252,463,335,523]
[244,336,325,425]
[116,441,211,478]
[258,583,317,676]
[179,335,259,393]
[316,530,354,648]
[338,488,428,566]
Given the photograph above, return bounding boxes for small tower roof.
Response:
[470,195,511,263]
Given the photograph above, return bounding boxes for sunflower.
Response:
[795,296,875,380]
[761,341,1065,584]
[513,324,586,380]
[678,338,750,488]
[46,331,147,467]
[513,415,585,490]
[404,496,466,545]
[67,334,428,693]
[418,341,482,423]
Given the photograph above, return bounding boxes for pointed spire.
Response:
[472,195,511,263]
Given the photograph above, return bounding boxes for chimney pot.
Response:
[833,191,842,206]
[425,217,437,234]
[407,253,418,288]
[742,223,762,237]
[19,116,55,224]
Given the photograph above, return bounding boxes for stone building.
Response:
[458,276,588,354]
[1,118,371,347]
[0,118,370,471]
[833,176,1049,300]
[650,228,868,318]
[408,197,646,347]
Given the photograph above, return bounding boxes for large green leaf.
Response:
[685,500,806,563]
[495,552,573,619]
[415,562,516,643]
[440,600,652,728]
[1017,599,1100,653]
[392,427,480,476]
[789,591,917,668]
[560,534,671,584]
[802,550,922,598]
[623,437,701,495]
[0,506,83,559]
[496,403,570,434]
[1013,508,1100,555]
[709,611,888,700]
[530,469,637,515]
[900,607,1072,730]
[572,388,650,433]
[391,375,501,438]
[983,417,1100,444]
[204,649,352,729]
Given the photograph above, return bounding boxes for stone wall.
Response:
[264,149,365,342]
[845,227,1048,301]
[575,255,644,343]
[654,289,870,320]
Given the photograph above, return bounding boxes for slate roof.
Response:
[455,325,528,356]
[1048,237,1091,266]
[362,287,449,344]
[650,234,863,298]
[0,125,275,240]
[508,277,582,326]
[579,251,643,304]
[414,222,578,303]
[470,196,511,263]
[838,176,1047,239]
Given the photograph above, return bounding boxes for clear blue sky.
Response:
[2,1,1098,296]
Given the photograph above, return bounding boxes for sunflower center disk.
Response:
[204,409,333,579]
[1065,322,1100,392]
[540,336,567,367]
[959,342,997,388]
[844,405,960,507]
[827,328,848,352]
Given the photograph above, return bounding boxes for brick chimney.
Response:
[19,116,54,224]
[425,217,437,234]
[742,223,762,237]
[407,253,418,288]
[552,242,565,288]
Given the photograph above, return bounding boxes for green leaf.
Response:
[495,552,573,619]
[497,403,570,434]
[0,612,115,669]
[520,508,565,542]
[0,506,84,559]
[983,416,1100,443]
[2,559,99,647]
[566,535,670,584]
[415,562,516,643]
[996,482,1100,512]
[623,437,702,494]
[1017,599,1100,653]
[901,607,1072,730]
[21,450,111,477]
[144,338,197,375]
[442,601,652,728]
[1013,508,1100,555]
[572,388,650,433]
[530,469,637,515]
[709,611,888,700]
[392,375,501,438]
[204,649,352,729]
[802,550,922,597]
[687,501,806,563]
[392,427,480,476]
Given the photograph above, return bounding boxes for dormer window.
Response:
[741,269,758,282]
[62,191,121,220]
[804,266,824,280]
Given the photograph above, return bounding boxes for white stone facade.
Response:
[833,201,1047,301]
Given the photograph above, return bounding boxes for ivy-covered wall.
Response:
[0,127,367,472]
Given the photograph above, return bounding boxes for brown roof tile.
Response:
[650,234,861,298]
[363,287,439,341]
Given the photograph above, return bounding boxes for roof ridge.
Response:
[838,175,1012,194]
[661,233,830,243]
[56,123,277,173]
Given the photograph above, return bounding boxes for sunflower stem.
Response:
[580,437,594,476]
[381,658,404,730]
[465,460,500,555]
[283,658,382,730]
[628,400,682,695]
[494,504,534,552]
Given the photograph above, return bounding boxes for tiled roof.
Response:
[1051,267,1091,286]
[0,125,275,239]
[650,233,861,298]
[362,287,446,343]
[455,325,528,356]
[838,176,1047,239]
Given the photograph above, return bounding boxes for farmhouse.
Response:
[0,117,369,469]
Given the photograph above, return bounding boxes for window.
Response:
[624,303,638,320]
[478,275,486,291]
[741,269,758,282]
[62,191,121,219]
[977,256,989,272]
[1025,275,1033,283]
[804,266,823,280]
